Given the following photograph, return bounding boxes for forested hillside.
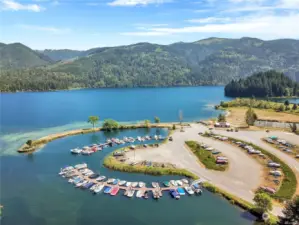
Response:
[224,70,299,97]
[1,38,299,92]
[0,43,52,68]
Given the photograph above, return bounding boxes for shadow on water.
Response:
[89,133,102,144]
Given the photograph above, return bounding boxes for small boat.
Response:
[112,179,119,185]
[118,180,126,186]
[74,163,87,170]
[152,190,160,199]
[110,186,120,196]
[163,181,170,187]
[103,186,112,194]
[70,148,82,154]
[170,180,176,186]
[170,189,180,199]
[76,180,88,187]
[184,186,194,195]
[152,182,158,188]
[182,179,189,184]
[136,190,144,198]
[176,180,183,186]
[94,185,104,194]
[73,178,83,185]
[89,173,100,179]
[127,189,135,198]
[154,135,158,140]
[83,182,95,189]
[177,187,185,195]
[144,191,149,199]
[126,182,132,187]
[131,182,138,187]
[138,182,145,188]
[107,178,115,184]
[96,176,106,181]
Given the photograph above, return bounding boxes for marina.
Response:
[70,135,166,156]
[59,163,203,200]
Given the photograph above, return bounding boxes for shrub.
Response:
[26,140,33,146]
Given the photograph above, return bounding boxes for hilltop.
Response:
[1,37,299,92]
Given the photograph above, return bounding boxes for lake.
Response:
[0,87,256,225]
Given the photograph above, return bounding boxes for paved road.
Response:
[126,124,262,204]
[210,127,299,189]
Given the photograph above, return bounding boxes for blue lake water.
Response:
[0,87,257,225]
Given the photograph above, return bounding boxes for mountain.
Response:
[0,43,52,68]
[1,37,299,92]
[38,49,84,61]
[224,70,299,97]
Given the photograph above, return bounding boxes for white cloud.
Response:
[18,24,71,34]
[107,0,171,6]
[1,0,44,12]
[187,17,232,23]
[121,13,299,39]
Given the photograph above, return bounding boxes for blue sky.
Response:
[1,0,299,49]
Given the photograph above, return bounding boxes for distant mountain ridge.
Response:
[1,37,299,92]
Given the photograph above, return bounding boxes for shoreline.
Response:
[17,123,185,153]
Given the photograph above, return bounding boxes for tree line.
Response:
[225,70,299,98]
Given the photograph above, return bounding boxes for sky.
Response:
[0,0,299,49]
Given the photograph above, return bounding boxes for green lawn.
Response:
[185,141,227,171]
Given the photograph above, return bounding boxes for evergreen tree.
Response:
[245,108,258,126]
[279,195,299,225]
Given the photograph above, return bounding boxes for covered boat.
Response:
[169,189,180,199]
[131,182,138,187]
[138,182,145,188]
[163,181,170,187]
[177,187,185,195]
[103,186,112,194]
[118,180,126,186]
[136,190,144,198]
[184,186,194,195]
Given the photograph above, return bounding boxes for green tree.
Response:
[172,124,176,130]
[289,123,297,133]
[245,108,258,126]
[26,140,33,146]
[253,193,273,213]
[284,100,290,106]
[144,120,150,127]
[154,117,160,123]
[279,195,299,225]
[218,113,226,122]
[88,116,99,130]
[103,119,119,131]
[278,104,285,112]
[292,104,297,110]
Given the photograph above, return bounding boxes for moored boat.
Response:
[110,186,120,196]
[138,182,145,188]
[182,179,189,184]
[176,180,183,186]
[170,189,180,199]
[127,189,135,198]
[70,148,82,154]
[118,180,126,186]
[126,182,132,187]
[107,178,115,184]
[163,181,170,187]
[96,176,106,181]
[103,186,112,194]
[144,191,149,199]
[152,182,158,188]
[177,187,185,195]
[93,184,104,194]
[136,190,144,198]
[184,186,194,195]
[112,179,119,185]
[131,182,138,187]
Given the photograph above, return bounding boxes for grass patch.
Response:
[185,141,227,171]
[103,149,198,180]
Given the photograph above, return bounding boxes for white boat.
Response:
[154,135,158,140]
[127,189,135,198]
[96,176,106,181]
[94,184,104,194]
[176,180,183,186]
[68,178,74,183]
[170,180,176,186]
[71,148,82,154]
[138,182,145,188]
[126,182,132,187]
[136,190,144,198]
[90,184,97,191]
[152,182,158,188]
[107,178,115,184]
[137,136,141,141]
[76,180,88,187]
[182,179,189,184]
[184,186,194,195]
[131,182,138,187]
[119,180,126,186]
